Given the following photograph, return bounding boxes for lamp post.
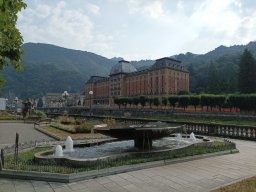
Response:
[14,97,18,119]
[62,91,69,114]
[89,91,93,115]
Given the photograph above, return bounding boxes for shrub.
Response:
[57,115,75,125]
[103,118,116,127]
[74,122,93,133]
[35,110,47,118]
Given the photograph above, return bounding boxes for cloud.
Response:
[17,0,256,60]
[18,1,113,57]
[127,0,170,22]
[86,3,100,15]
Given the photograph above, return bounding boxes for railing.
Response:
[185,123,256,141]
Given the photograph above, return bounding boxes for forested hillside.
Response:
[1,41,256,98]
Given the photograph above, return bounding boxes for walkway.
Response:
[0,122,54,148]
[0,139,255,192]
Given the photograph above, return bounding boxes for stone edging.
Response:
[34,125,62,141]
[0,149,239,183]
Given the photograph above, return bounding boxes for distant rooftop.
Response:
[86,76,106,83]
[152,57,186,71]
[110,60,137,75]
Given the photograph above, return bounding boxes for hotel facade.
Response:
[85,57,189,106]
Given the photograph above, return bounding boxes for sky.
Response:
[17,0,256,60]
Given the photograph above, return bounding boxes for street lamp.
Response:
[89,91,93,115]
[14,97,18,111]
[14,97,18,119]
[62,91,69,113]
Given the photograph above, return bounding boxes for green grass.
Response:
[3,141,236,174]
[211,176,256,192]
[0,111,17,120]
[129,115,256,126]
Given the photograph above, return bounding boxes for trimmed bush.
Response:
[74,122,93,133]
[168,96,179,109]
[57,115,75,125]
[178,95,190,110]
[189,95,200,111]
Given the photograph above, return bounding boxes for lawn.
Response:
[211,176,256,192]
[130,115,256,126]
[39,125,105,140]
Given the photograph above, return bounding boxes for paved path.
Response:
[0,123,54,148]
[0,139,255,192]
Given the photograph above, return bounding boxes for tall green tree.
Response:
[0,0,26,84]
[239,49,256,93]
[207,62,220,94]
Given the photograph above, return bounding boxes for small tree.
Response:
[201,94,211,111]
[189,95,200,111]
[178,95,190,110]
[168,96,179,109]
[153,97,160,107]
[161,97,168,109]
[214,95,226,112]
[132,96,140,107]
[147,97,154,108]
[127,97,133,107]
[113,97,121,108]
[139,96,147,108]
[227,94,240,112]
[120,97,128,108]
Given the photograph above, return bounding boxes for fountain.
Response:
[54,145,63,157]
[95,121,185,150]
[35,121,216,168]
[65,136,74,152]
[176,133,182,141]
[190,132,197,141]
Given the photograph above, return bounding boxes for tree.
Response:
[207,62,220,94]
[161,97,168,108]
[178,95,190,110]
[139,96,147,108]
[147,97,154,108]
[132,96,140,107]
[168,96,179,109]
[113,97,121,108]
[0,0,26,85]
[153,97,160,107]
[189,95,200,111]
[239,49,256,93]
[37,98,43,108]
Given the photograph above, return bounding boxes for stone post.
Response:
[0,149,4,168]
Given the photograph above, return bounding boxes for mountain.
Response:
[111,57,124,61]
[172,42,256,93]
[1,41,256,98]
[2,43,116,98]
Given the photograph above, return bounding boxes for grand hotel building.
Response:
[85,57,189,106]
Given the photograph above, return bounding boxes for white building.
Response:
[0,98,7,111]
[42,93,85,108]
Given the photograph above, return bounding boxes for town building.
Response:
[42,93,84,108]
[85,57,189,107]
